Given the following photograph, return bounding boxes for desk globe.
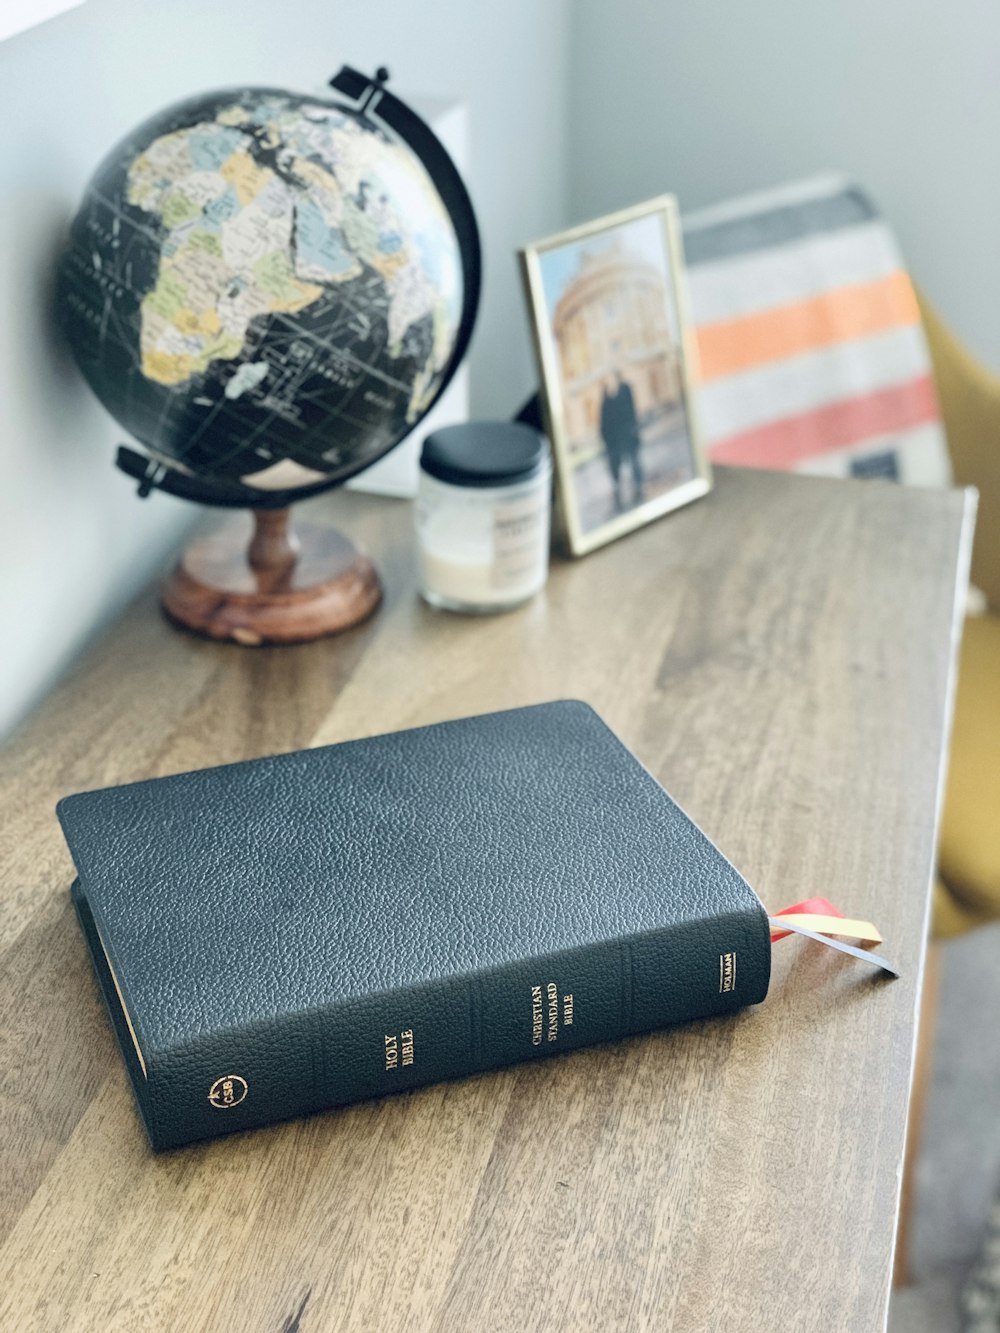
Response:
[58,66,480,643]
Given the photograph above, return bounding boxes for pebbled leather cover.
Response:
[58,700,772,1150]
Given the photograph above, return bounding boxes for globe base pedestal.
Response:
[162,508,382,645]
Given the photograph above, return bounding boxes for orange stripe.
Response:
[708,374,939,469]
[696,270,921,381]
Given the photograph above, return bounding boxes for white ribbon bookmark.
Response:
[768,915,899,978]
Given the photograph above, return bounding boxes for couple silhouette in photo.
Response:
[599,367,645,513]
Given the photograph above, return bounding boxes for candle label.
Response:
[492,494,549,592]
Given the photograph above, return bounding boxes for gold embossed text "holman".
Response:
[208,1074,248,1109]
[719,952,737,994]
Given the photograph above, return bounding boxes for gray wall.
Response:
[569,0,1000,369]
[0,0,572,737]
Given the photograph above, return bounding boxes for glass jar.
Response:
[416,422,551,614]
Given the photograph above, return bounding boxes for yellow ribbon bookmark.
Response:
[773,913,883,944]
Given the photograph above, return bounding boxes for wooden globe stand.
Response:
[162,508,382,645]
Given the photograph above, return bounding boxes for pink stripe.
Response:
[708,375,940,469]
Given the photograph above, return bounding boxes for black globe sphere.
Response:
[59,78,476,507]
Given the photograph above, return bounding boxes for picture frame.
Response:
[520,195,711,556]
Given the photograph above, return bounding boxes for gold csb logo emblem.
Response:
[208,1074,248,1109]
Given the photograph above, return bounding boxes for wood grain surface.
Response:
[0,467,974,1332]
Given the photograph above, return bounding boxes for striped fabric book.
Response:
[682,175,950,486]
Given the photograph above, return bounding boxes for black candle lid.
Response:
[420,422,549,488]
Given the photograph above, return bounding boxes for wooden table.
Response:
[0,467,974,1331]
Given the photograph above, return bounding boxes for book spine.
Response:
[144,907,770,1150]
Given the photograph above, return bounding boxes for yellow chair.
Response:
[894,295,1000,1285]
[917,293,1000,938]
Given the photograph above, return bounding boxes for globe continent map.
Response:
[59,88,465,497]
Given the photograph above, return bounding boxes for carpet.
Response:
[962,1197,1000,1331]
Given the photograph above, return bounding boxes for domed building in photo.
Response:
[552,240,682,459]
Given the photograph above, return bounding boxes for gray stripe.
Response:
[683,188,878,267]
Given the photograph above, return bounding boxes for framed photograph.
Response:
[520,195,711,556]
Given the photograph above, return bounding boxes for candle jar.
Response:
[416,422,551,614]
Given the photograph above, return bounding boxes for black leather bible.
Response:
[58,701,771,1151]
